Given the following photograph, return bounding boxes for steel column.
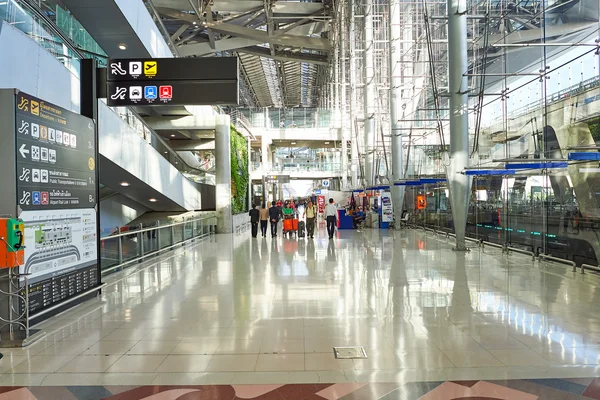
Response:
[389,0,405,224]
[363,0,376,186]
[349,0,359,188]
[340,1,348,189]
[447,0,471,250]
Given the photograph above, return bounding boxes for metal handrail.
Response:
[101,213,217,275]
[538,253,577,272]
[101,215,214,241]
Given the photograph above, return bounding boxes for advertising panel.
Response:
[15,92,99,315]
[381,191,393,222]
[317,196,325,214]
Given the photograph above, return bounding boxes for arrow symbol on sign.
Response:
[19,144,29,158]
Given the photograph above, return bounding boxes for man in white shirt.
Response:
[325,198,337,239]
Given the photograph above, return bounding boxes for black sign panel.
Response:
[26,265,98,315]
[16,93,96,210]
[105,57,239,106]
[106,81,238,106]
[264,175,291,184]
[14,92,99,317]
[107,57,238,82]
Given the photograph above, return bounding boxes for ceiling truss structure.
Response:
[152,0,334,107]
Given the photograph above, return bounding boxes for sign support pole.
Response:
[80,59,103,295]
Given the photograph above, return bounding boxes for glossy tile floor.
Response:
[3,225,600,387]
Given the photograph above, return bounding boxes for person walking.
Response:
[325,198,337,239]
[303,200,317,239]
[249,205,259,238]
[259,204,269,237]
[268,201,281,237]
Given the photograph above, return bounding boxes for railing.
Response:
[488,75,600,125]
[237,108,334,129]
[100,213,217,275]
[0,0,86,77]
[251,162,343,174]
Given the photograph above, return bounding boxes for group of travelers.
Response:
[249,198,338,239]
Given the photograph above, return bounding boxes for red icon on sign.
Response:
[41,192,49,205]
[159,86,172,99]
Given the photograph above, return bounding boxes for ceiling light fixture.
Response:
[120,182,130,187]
[118,43,127,50]
[291,142,296,145]
[324,141,330,145]
[170,134,176,137]
[149,198,157,203]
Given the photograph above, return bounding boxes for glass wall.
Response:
[239,108,332,129]
[403,0,600,267]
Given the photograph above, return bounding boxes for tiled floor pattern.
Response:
[5,379,600,399]
[3,229,600,386]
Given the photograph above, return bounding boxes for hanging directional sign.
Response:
[105,57,239,106]
[264,175,291,184]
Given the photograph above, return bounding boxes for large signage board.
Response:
[15,92,99,315]
[106,57,239,106]
[264,175,291,184]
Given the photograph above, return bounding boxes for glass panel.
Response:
[100,237,119,271]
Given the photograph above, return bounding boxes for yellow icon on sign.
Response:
[144,61,157,77]
[17,97,29,112]
[30,100,39,116]
[88,157,95,171]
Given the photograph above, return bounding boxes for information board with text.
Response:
[15,92,99,315]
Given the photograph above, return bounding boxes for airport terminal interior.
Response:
[1,0,600,398]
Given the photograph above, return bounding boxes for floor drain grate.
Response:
[333,346,368,359]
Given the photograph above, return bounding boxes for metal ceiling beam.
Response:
[274,11,323,37]
[179,37,262,56]
[204,21,331,50]
[204,3,217,49]
[239,46,329,65]
[171,24,190,41]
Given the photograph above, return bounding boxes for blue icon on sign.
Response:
[32,191,41,205]
[144,86,157,100]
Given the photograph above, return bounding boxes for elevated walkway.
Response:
[250,164,342,181]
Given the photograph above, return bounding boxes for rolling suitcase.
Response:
[298,221,306,238]
[283,218,293,232]
[292,219,299,231]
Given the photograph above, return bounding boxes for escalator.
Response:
[98,101,216,213]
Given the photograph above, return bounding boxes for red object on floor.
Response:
[292,219,299,230]
[283,219,293,231]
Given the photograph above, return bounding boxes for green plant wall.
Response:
[230,126,249,214]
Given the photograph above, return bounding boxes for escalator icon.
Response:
[111,87,127,100]
[18,97,29,112]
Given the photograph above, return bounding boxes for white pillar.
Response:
[340,1,348,189]
[447,0,471,250]
[215,115,232,233]
[363,0,375,186]
[349,0,358,188]
[389,0,404,223]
